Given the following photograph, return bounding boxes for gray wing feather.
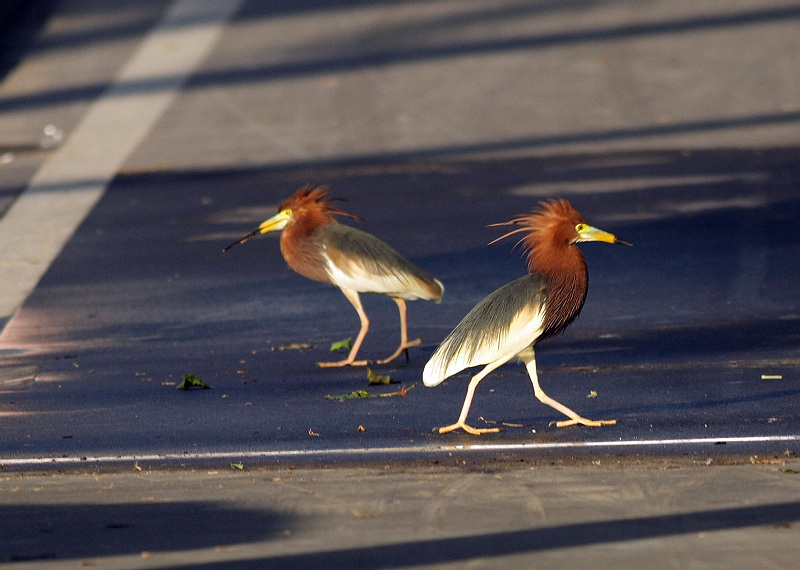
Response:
[318,224,443,301]
[423,274,547,386]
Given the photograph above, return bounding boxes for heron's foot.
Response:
[435,421,501,435]
[317,358,369,368]
[550,418,617,428]
[376,338,422,365]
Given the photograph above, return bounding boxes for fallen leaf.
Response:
[330,337,352,352]
[781,468,799,474]
[176,374,212,390]
[587,390,598,398]
[367,368,399,385]
[325,390,371,401]
[357,425,366,432]
[308,428,320,436]
[231,462,244,470]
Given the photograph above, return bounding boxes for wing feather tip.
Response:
[432,278,445,303]
[422,362,442,387]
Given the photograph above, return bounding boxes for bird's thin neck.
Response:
[279,214,337,284]
[530,243,589,341]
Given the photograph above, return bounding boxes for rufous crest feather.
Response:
[488,199,585,271]
[280,184,359,223]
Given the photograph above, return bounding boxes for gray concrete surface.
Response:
[3,458,800,568]
[1,0,799,566]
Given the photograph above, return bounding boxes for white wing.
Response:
[423,274,547,387]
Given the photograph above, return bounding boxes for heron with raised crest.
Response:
[224,185,444,367]
[423,199,631,435]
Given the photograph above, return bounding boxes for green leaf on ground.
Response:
[367,368,399,385]
[330,337,352,352]
[177,374,212,390]
[325,390,371,401]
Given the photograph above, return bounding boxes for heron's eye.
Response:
[575,223,587,233]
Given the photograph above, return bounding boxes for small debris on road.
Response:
[176,374,212,390]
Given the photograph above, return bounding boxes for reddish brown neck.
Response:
[279,213,336,285]
[530,242,589,342]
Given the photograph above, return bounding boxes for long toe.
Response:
[553,417,617,428]
[464,425,502,435]
[376,339,423,365]
[317,358,370,368]
[436,422,501,435]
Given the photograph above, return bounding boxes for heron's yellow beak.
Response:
[576,223,632,246]
[259,209,292,234]
[222,209,293,252]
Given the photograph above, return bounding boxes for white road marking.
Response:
[2,435,798,467]
[0,0,243,328]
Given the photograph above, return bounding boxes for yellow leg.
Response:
[318,289,370,367]
[520,348,616,428]
[376,298,422,364]
[436,357,513,435]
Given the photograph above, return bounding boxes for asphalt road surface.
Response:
[0,1,799,567]
[2,146,800,466]
[1,0,799,467]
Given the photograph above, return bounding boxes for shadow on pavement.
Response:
[9,499,793,567]
[0,499,294,563]
[223,501,800,568]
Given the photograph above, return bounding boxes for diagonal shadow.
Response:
[182,501,800,569]
[2,4,799,115]
[0,0,58,84]
[4,496,798,566]
[208,4,800,85]
[25,1,584,55]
